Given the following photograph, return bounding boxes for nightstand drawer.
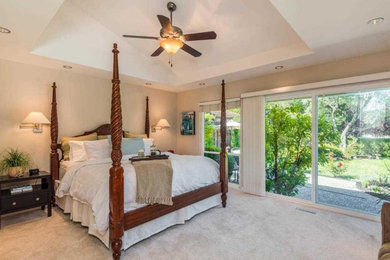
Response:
[1,192,48,212]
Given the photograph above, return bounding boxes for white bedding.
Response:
[56,152,219,235]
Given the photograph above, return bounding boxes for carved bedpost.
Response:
[50,82,59,206]
[145,96,150,138]
[110,43,124,260]
[220,80,227,208]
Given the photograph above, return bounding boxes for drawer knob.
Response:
[36,197,40,201]
[12,202,16,206]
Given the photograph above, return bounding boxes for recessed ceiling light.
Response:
[367,17,384,25]
[275,66,284,70]
[199,83,205,86]
[145,82,152,86]
[0,27,11,34]
[63,65,72,69]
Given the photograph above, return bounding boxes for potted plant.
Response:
[0,148,31,177]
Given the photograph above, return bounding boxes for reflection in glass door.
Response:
[265,98,312,201]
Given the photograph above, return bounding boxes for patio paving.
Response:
[294,183,386,215]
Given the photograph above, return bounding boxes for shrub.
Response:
[204,152,237,181]
[326,160,347,177]
[358,137,390,158]
[319,144,344,159]
[231,129,240,148]
[205,145,220,152]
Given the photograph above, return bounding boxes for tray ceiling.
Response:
[1,0,389,92]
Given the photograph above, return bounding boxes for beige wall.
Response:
[0,59,177,172]
[2,48,390,170]
[176,49,390,155]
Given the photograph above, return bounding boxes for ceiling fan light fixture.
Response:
[159,38,184,54]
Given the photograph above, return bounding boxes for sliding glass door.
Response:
[265,98,312,200]
[317,89,390,215]
[264,87,390,215]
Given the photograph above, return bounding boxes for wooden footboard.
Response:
[124,182,221,229]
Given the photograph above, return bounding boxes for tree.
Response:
[265,101,311,196]
[204,113,217,151]
[231,129,240,148]
[265,100,336,196]
[319,93,374,149]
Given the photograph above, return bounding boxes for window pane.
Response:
[203,108,240,184]
[265,98,312,200]
[317,89,390,215]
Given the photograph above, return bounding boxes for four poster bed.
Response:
[50,43,228,259]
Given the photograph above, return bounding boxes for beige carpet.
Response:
[0,189,381,260]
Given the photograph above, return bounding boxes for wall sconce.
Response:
[152,118,170,133]
[20,112,50,133]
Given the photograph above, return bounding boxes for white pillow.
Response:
[143,138,154,155]
[84,139,111,160]
[69,141,88,162]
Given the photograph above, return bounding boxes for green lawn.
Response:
[318,158,390,182]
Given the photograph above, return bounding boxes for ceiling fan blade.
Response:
[123,35,159,40]
[183,31,217,41]
[151,47,164,57]
[181,43,201,57]
[157,15,172,31]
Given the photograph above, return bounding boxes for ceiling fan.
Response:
[122,2,217,60]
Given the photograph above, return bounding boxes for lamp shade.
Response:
[21,112,50,124]
[159,38,184,54]
[156,118,170,128]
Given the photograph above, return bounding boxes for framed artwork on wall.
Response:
[181,111,195,135]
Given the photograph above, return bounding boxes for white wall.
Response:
[0,59,177,172]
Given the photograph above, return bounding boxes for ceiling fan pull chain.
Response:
[168,55,173,67]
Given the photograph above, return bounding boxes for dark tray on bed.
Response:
[129,155,169,163]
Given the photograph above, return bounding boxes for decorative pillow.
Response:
[108,137,144,155]
[83,139,111,160]
[69,141,88,162]
[61,132,98,160]
[124,132,147,139]
[98,135,109,140]
[143,138,154,155]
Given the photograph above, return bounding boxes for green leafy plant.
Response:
[265,101,312,196]
[231,129,240,148]
[204,153,237,181]
[204,113,216,150]
[0,148,31,173]
[265,100,337,196]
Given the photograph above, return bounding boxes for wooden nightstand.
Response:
[0,171,52,228]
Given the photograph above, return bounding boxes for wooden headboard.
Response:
[78,124,114,136]
[55,124,121,161]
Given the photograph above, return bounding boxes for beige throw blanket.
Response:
[133,159,173,206]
